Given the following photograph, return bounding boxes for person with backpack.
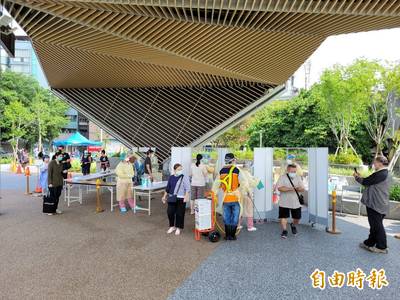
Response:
[162,163,190,236]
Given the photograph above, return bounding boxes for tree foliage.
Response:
[247,90,336,149]
[0,70,69,155]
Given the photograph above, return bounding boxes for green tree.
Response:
[0,70,69,152]
[1,100,33,161]
[247,90,335,149]
[317,59,380,157]
[30,89,69,151]
[213,118,253,149]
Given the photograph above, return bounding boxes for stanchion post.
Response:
[327,190,341,234]
[95,179,104,213]
[25,167,31,195]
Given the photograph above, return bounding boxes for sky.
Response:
[292,28,400,89]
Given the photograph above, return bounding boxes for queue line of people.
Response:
[38,146,396,253]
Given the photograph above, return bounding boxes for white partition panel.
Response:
[308,148,329,228]
[216,148,228,173]
[253,148,274,220]
[170,147,192,177]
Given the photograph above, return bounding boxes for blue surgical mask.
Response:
[57,156,63,162]
[288,172,296,178]
[175,170,183,176]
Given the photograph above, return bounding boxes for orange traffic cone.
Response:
[25,166,31,176]
[35,183,42,193]
[16,164,22,174]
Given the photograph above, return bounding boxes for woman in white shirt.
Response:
[190,154,208,214]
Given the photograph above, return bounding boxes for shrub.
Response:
[0,157,12,164]
[273,148,286,160]
[70,159,96,173]
[329,152,362,165]
[390,185,400,202]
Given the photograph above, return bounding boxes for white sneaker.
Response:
[167,227,176,234]
[47,213,55,216]
[248,227,257,232]
[56,209,63,214]
[175,228,181,235]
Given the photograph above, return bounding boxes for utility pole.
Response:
[259,130,264,148]
[304,60,311,90]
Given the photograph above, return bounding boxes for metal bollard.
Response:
[327,190,341,234]
[25,167,31,195]
[95,179,104,213]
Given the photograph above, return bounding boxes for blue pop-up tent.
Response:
[53,132,102,147]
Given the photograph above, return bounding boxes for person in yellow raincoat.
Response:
[238,165,259,232]
[115,152,136,214]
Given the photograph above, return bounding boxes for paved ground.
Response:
[169,216,400,300]
[0,172,218,300]
[1,171,400,299]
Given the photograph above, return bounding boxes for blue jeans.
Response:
[223,202,240,226]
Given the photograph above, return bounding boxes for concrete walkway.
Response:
[169,216,400,300]
[0,186,217,300]
[1,172,400,299]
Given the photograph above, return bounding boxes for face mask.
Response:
[57,156,63,162]
[175,170,183,176]
[288,172,296,178]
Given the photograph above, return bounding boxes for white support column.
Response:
[253,148,274,220]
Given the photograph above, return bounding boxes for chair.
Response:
[340,185,362,215]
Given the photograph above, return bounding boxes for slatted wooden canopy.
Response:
[3,0,400,159]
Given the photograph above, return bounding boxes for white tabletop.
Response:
[133,181,168,191]
[71,171,116,182]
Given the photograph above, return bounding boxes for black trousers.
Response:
[49,186,63,213]
[167,198,186,229]
[364,206,387,250]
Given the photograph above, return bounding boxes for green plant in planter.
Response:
[389,185,400,202]
[329,151,362,165]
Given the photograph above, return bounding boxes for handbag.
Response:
[42,191,56,213]
[286,174,305,205]
[167,175,184,203]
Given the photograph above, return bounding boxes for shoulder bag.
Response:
[167,175,184,203]
[286,174,305,205]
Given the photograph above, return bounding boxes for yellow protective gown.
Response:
[115,161,135,201]
[238,168,260,218]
